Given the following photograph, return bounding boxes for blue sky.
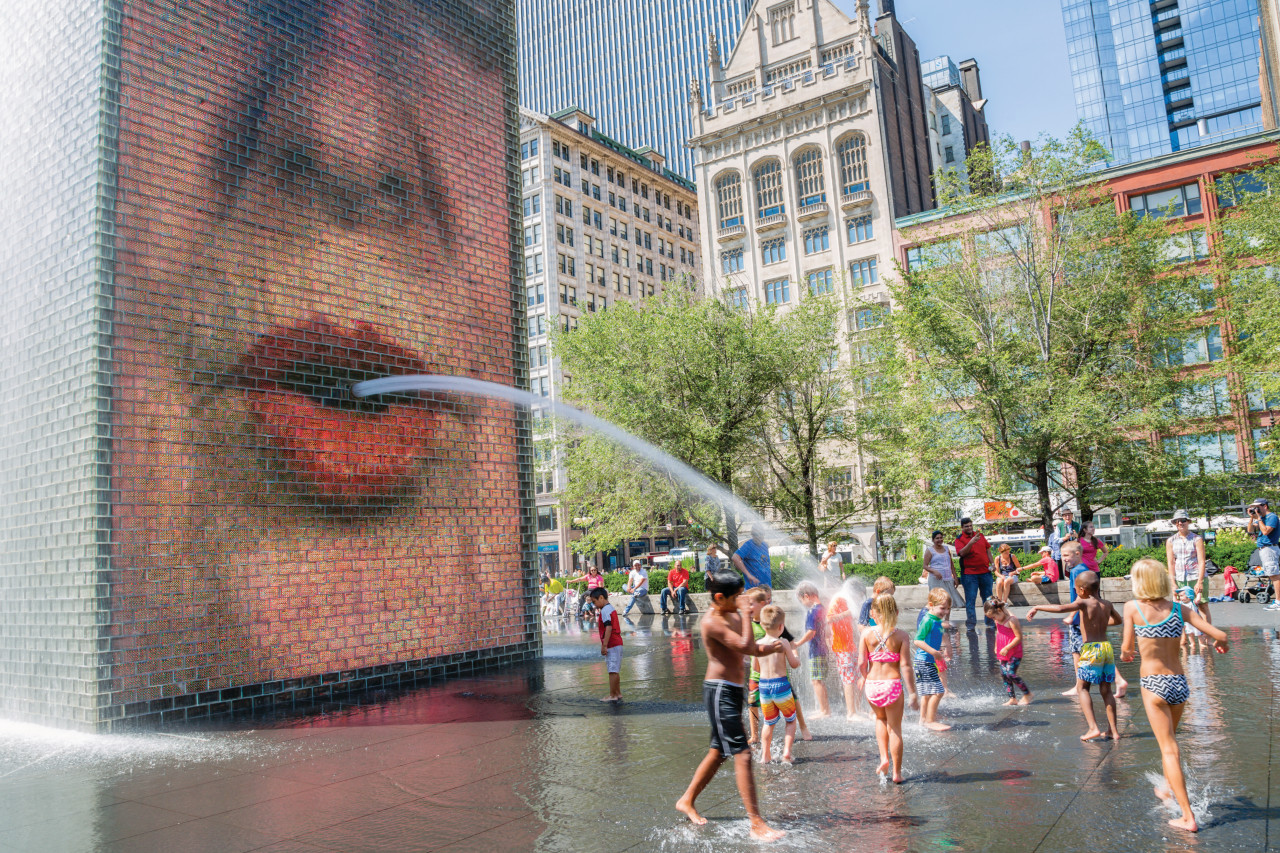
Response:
[833,0,1079,144]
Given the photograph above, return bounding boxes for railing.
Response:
[717,223,746,241]
[755,212,787,230]
[840,189,873,210]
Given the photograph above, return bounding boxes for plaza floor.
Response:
[1,604,1278,852]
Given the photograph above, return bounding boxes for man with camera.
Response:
[1246,498,1280,611]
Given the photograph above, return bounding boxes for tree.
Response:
[855,130,1199,529]
[552,286,793,555]
[744,295,870,557]
[1215,150,1280,471]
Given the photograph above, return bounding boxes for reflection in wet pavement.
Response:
[0,609,1276,852]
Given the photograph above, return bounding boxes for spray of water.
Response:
[353,374,824,576]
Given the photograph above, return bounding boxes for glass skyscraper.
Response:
[1062,0,1264,164]
[518,0,748,179]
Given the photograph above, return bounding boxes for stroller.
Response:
[1237,552,1275,604]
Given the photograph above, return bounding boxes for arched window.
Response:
[794,148,826,208]
[837,134,869,195]
[716,172,744,229]
[753,160,785,219]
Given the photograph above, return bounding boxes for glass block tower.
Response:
[1062,0,1264,164]
[517,0,749,180]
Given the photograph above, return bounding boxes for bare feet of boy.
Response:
[1018,693,1033,705]
[1167,814,1198,832]
[892,771,905,784]
[924,721,952,732]
[1061,687,1078,697]
[876,758,891,777]
[782,749,794,763]
[800,728,813,741]
[1002,698,1019,706]
[675,797,706,826]
[748,818,786,842]
[1080,729,1107,742]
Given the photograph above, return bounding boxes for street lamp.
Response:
[866,484,884,563]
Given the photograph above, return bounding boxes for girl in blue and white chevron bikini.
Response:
[1121,557,1230,834]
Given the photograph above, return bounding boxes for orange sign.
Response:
[984,501,1025,521]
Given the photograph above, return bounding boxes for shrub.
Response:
[579,569,707,595]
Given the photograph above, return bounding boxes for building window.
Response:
[537,506,558,532]
[850,258,879,287]
[1130,182,1202,219]
[769,2,796,44]
[754,160,785,218]
[716,172,744,230]
[1173,378,1231,418]
[529,344,548,367]
[1155,325,1223,366]
[940,113,951,136]
[721,248,745,274]
[847,215,873,244]
[1161,229,1210,264]
[1163,432,1238,476]
[807,269,834,295]
[795,148,827,208]
[555,195,573,217]
[525,253,543,276]
[803,226,830,254]
[559,283,577,307]
[853,304,889,330]
[522,194,541,217]
[944,146,955,164]
[1216,168,1273,208]
[725,288,749,310]
[557,253,575,276]
[765,278,790,304]
[521,165,539,187]
[520,138,539,161]
[523,224,541,247]
[556,223,574,247]
[528,313,546,338]
[761,237,786,265]
[836,134,868,196]
[526,283,545,307]
[825,468,854,504]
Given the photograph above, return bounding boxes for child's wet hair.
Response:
[796,580,819,598]
[871,593,899,632]
[705,570,744,600]
[872,576,895,595]
[760,604,785,631]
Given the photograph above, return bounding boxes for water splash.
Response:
[353,374,823,575]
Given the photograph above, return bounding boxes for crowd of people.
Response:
[570,500,1280,842]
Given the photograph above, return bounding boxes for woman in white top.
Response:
[1165,510,1210,623]
[922,530,963,625]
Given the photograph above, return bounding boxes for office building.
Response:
[921,55,992,192]
[518,0,749,180]
[1263,0,1280,129]
[689,0,947,559]
[896,133,1280,523]
[520,108,702,573]
[1062,0,1264,164]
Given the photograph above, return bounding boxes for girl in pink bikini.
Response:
[857,594,918,783]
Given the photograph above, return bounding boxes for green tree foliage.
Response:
[553,287,794,555]
[1215,150,1280,470]
[854,130,1199,530]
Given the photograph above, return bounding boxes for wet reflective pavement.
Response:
[1,604,1278,852]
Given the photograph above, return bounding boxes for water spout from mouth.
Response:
[352,374,821,576]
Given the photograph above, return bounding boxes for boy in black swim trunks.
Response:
[676,570,786,843]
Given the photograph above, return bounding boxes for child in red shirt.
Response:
[589,587,624,701]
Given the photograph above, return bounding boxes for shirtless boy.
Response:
[1028,570,1123,741]
[755,604,802,763]
[675,570,786,842]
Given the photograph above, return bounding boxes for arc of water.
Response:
[351,374,818,573]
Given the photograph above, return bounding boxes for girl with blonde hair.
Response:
[1120,557,1229,833]
[857,593,917,782]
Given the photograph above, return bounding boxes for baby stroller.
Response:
[1237,551,1274,604]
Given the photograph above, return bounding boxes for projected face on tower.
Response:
[109,0,526,700]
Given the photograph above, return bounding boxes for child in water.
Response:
[755,604,802,763]
[1028,570,1122,741]
[984,597,1032,705]
[1121,558,1229,833]
[676,570,786,842]
[857,594,917,783]
[912,588,953,731]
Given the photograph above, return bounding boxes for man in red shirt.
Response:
[954,517,995,628]
[662,562,692,614]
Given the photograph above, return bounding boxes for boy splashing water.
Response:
[676,570,786,842]
[755,604,802,763]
